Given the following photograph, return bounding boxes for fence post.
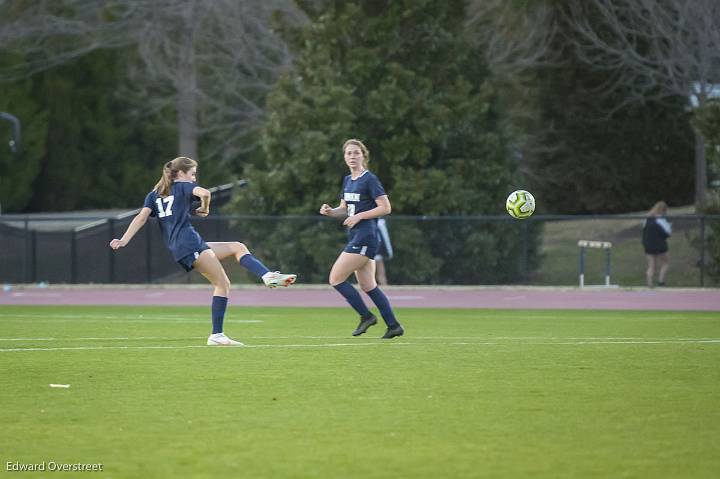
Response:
[70,230,77,283]
[146,223,153,283]
[605,248,611,287]
[23,217,30,283]
[522,220,529,280]
[31,229,37,283]
[108,219,116,283]
[700,215,705,287]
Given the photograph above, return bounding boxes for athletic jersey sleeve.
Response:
[367,173,386,199]
[143,191,157,217]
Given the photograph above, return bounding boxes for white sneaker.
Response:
[207,333,244,346]
[262,271,297,288]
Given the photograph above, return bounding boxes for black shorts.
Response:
[177,243,211,272]
[343,229,379,258]
[644,245,668,255]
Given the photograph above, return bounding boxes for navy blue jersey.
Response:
[143,181,206,261]
[340,170,386,233]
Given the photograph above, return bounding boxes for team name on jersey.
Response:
[344,193,361,202]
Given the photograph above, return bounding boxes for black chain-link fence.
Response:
[1,214,718,287]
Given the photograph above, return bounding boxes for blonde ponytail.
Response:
[153,157,198,197]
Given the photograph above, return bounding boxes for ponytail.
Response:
[153,161,174,198]
[152,157,198,197]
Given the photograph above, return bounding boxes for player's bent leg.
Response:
[194,250,243,346]
[329,253,376,334]
[211,242,296,287]
[350,261,382,336]
[355,259,403,338]
[355,259,378,292]
[207,242,249,262]
[194,249,231,297]
[329,252,370,286]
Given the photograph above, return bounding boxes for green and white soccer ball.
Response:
[506,190,535,219]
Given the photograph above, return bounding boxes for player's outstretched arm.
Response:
[109,208,152,249]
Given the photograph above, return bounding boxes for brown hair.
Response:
[343,139,370,169]
[648,201,668,217]
[153,156,198,197]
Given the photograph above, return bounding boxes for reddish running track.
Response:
[1,286,719,311]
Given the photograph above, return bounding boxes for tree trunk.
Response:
[176,16,198,160]
[694,127,707,210]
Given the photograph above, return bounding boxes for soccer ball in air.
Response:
[506,190,535,219]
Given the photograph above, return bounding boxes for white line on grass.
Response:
[0,339,718,352]
[2,335,719,342]
[0,342,416,352]
[0,336,205,342]
[250,335,720,341]
[0,317,264,323]
[537,340,720,345]
[0,313,196,320]
[447,340,720,345]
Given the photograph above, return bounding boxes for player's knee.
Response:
[214,276,231,292]
[328,273,343,287]
[359,280,377,292]
[235,242,249,255]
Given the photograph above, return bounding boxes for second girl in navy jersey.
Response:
[319,139,404,338]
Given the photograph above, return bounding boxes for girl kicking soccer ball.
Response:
[110,156,296,346]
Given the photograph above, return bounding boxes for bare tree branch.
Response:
[466,0,559,75]
[563,0,720,105]
[0,0,306,166]
[562,0,720,207]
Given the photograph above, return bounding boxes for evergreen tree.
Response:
[22,49,175,212]
[230,0,536,284]
[0,71,46,213]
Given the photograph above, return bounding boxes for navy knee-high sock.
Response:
[211,296,228,334]
[366,287,399,327]
[333,281,371,318]
[239,254,270,278]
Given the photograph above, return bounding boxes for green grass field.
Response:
[1,305,719,478]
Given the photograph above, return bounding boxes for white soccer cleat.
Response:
[207,333,244,346]
[262,271,297,288]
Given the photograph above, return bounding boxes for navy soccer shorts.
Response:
[343,229,379,258]
[177,243,211,272]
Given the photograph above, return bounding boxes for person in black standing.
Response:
[642,201,672,287]
[374,217,393,286]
